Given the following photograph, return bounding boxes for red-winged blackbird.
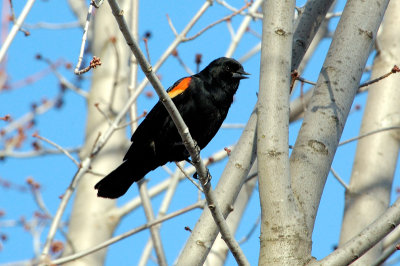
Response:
[95,57,249,198]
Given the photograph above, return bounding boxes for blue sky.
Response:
[1,0,399,265]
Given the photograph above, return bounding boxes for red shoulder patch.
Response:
[167,77,192,98]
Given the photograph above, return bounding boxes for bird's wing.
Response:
[167,77,192,98]
[123,76,195,161]
[131,76,193,141]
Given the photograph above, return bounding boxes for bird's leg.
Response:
[185,139,211,184]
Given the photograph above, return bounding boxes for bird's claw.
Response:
[193,168,212,186]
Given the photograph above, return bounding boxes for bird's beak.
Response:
[232,70,250,79]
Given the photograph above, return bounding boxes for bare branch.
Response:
[32,133,80,167]
[137,180,167,266]
[0,147,80,159]
[175,162,203,192]
[166,14,178,36]
[339,126,400,146]
[225,0,264,57]
[359,65,400,92]
[74,3,96,75]
[184,2,251,42]
[0,0,36,63]
[24,21,80,30]
[139,162,186,265]
[75,56,102,75]
[311,198,400,265]
[330,167,349,191]
[50,201,204,265]
[172,50,194,75]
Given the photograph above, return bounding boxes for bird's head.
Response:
[201,57,250,83]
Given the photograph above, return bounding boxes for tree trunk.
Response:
[338,1,400,264]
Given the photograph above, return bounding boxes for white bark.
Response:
[176,110,257,266]
[62,1,131,265]
[177,1,335,263]
[204,163,258,266]
[338,1,400,264]
[311,197,400,266]
[290,0,389,239]
[257,0,308,264]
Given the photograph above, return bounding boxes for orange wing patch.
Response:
[167,77,192,98]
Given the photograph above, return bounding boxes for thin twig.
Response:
[74,2,96,75]
[115,111,147,130]
[137,179,167,266]
[143,38,151,64]
[166,14,178,36]
[216,0,262,19]
[358,65,400,92]
[40,157,91,260]
[330,167,350,191]
[312,198,400,266]
[225,0,264,58]
[139,162,185,265]
[94,103,112,125]
[175,162,203,192]
[24,21,80,30]
[172,50,194,75]
[184,2,251,42]
[75,56,102,75]
[32,133,80,167]
[108,36,121,109]
[37,55,88,97]
[244,171,258,184]
[50,201,204,265]
[339,126,400,146]
[0,114,11,121]
[246,27,262,39]
[0,0,36,63]
[371,242,400,266]
[297,76,317,86]
[0,147,80,159]
[226,19,235,39]
[9,0,30,36]
[326,11,342,19]
[28,183,52,218]
[161,165,174,176]
[238,42,261,63]
[27,179,77,259]
[221,123,246,129]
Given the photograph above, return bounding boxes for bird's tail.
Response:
[94,160,143,199]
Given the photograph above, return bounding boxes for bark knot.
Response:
[275,28,287,36]
[308,140,328,155]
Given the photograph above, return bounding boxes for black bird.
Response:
[95,57,249,198]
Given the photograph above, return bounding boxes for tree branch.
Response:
[50,202,204,265]
[0,0,36,63]
[311,198,400,265]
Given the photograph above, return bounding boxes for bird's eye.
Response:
[226,66,231,71]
